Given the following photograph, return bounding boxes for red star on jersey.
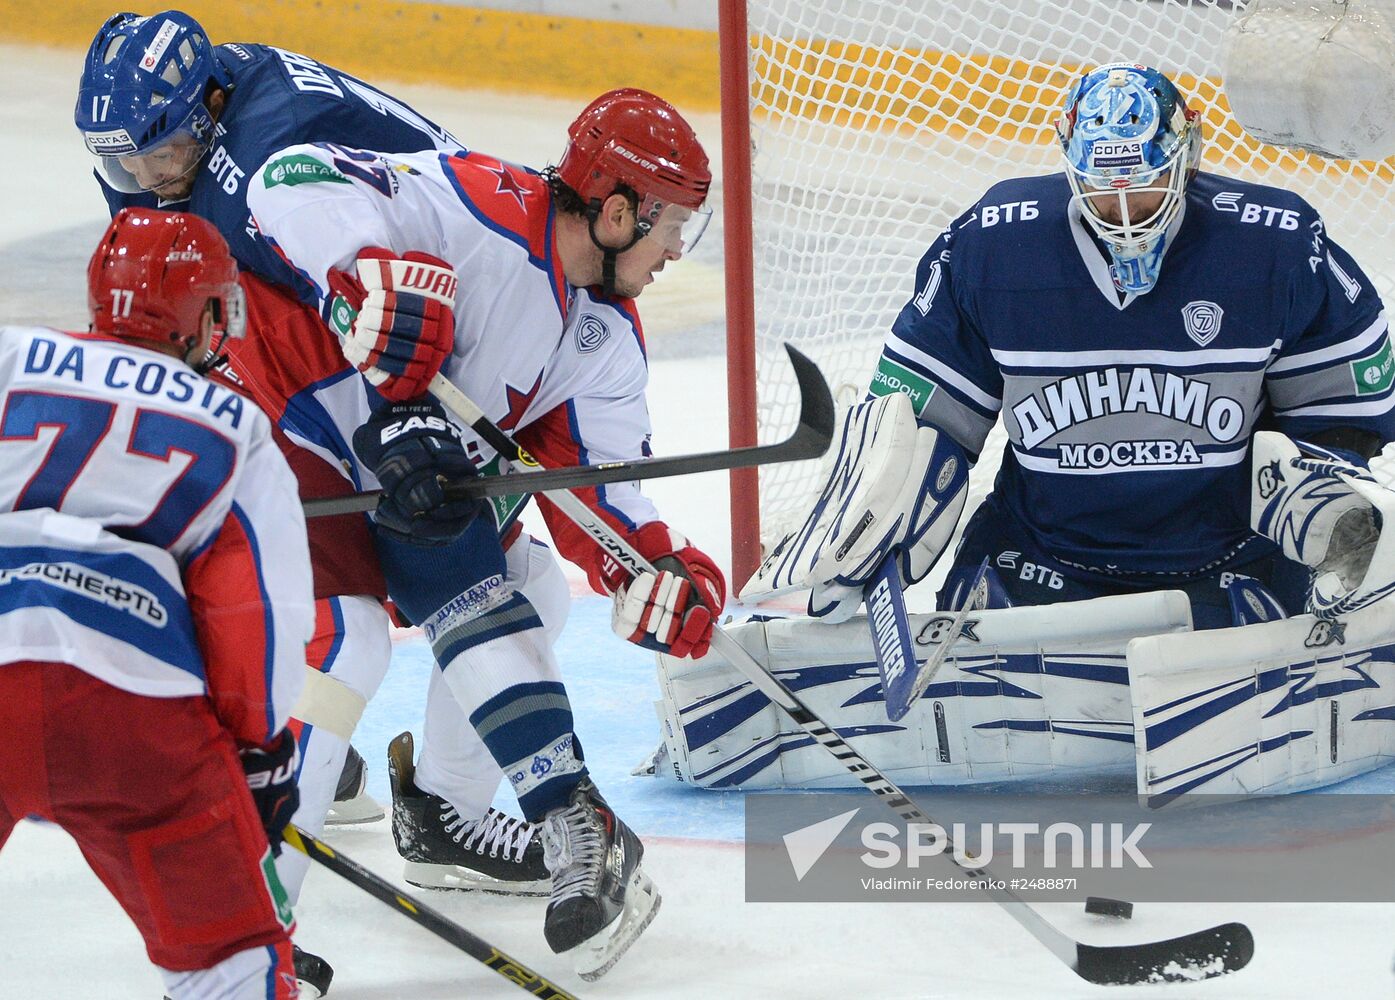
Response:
[487,162,531,213]
[499,371,544,431]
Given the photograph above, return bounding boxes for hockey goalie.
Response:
[650,61,1395,801]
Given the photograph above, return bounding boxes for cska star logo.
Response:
[486,161,531,212]
[498,371,543,431]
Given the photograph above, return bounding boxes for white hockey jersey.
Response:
[0,327,313,745]
[247,143,667,588]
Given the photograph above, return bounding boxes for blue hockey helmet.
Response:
[1057,63,1202,294]
[75,11,230,197]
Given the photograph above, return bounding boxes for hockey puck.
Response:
[1084,896,1134,919]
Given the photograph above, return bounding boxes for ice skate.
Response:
[324,745,385,825]
[540,777,660,981]
[293,945,334,998]
[387,732,549,894]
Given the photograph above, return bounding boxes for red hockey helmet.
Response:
[556,87,711,217]
[87,207,244,356]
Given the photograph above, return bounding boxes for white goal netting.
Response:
[736,0,1395,567]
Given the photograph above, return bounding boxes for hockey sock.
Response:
[468,681,587,821]
[414,666,505,819]
[435,621,580,821]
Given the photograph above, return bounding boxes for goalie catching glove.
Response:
[352,397,489,546]
[329,247,458,401]
[603,522,726,659]
[1251,430,1395,618]
[740,392,970,622]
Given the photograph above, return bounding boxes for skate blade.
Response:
[403,860,550,897]
[572,869,662,982]
[324,790,386,825]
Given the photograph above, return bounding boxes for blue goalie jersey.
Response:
[874,171,1395,578]
[95,43,459,302]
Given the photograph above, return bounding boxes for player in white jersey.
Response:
[0,208,314,999]
[752,63,1395,638]
[247,88,724,979]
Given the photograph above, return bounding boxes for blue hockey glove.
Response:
[352,396,488,545]
[239,729,300,855]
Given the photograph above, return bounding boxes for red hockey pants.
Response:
[0,659,296,980]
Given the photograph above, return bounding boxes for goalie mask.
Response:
[1058,64,1202,295]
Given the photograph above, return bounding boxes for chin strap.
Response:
[191,330,230,374]
[586,203,646,297]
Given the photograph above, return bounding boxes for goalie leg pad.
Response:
[1129,595,1395,801]
[649,592,1191,789]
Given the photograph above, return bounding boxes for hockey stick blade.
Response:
[304,342,833,518]
[282,825,579,999]
[1075,921,1255,985]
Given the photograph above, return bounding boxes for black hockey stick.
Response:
[426,378,1254,988]
[282,825,578,999]
[303,343,833,519]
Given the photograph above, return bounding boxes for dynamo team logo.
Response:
[1181,300,1223,347]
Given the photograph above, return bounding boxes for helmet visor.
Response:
[88,102,213,197]
[639,198,712,256]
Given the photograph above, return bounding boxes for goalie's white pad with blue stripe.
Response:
[1130,596,1395,803]
[647,591,1190,789]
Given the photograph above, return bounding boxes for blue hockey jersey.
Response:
[95,43,459,302]
[874,171,1395,578]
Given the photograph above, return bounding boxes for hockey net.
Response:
[721,0,1395,590]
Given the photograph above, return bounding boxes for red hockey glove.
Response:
[239,729,300,855]
[605,522,726,659]
[328,247,457,401]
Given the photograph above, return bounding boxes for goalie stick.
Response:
[302,343,833,519]
[282,825,578,999]
[889,557,990,720]
[425,377,1255,987]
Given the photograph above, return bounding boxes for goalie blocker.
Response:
[740,392,969,620]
